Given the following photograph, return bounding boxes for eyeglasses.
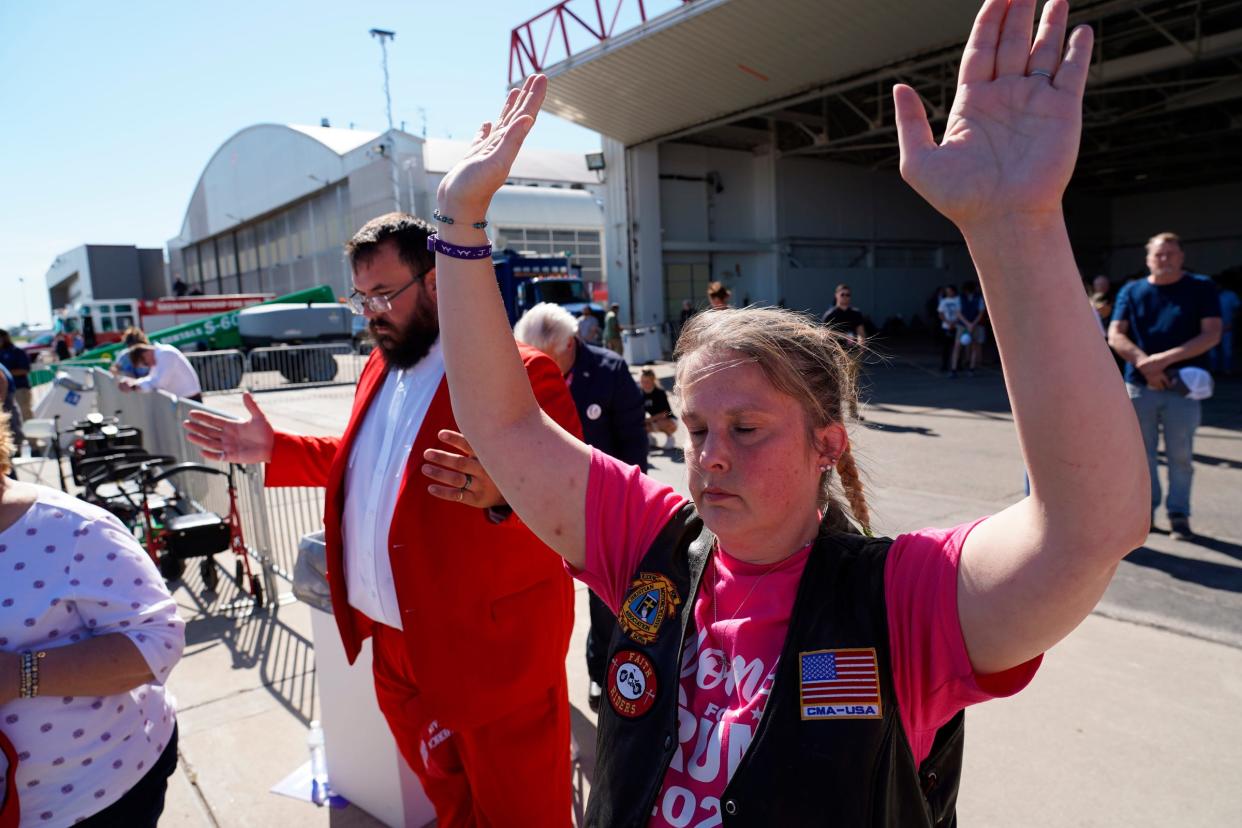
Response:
[346,269,430,316]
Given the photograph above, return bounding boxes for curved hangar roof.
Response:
[176,124,600,244]
[175,123,393,244]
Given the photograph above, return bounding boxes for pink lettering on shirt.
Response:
[574,448,1040,826]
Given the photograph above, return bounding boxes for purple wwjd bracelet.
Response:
[427,233,493,260]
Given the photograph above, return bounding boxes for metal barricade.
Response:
[182,343,368,396]
[185,349,247,394]
[244,342,366,393]
[84,370,324,608]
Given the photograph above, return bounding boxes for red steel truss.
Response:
[509,0,694,84]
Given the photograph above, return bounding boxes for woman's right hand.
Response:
[436,74,548,225]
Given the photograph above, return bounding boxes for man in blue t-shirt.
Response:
[1108,232,1221,539]
[0,329,34,422]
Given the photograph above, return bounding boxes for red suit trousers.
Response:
[370,624,573,827]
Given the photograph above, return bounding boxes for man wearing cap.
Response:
[118,342,203,403]
[1108,232,1221,539]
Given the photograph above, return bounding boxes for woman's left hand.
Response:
[894,0,1092,232]
[436,74,548,222]
[422,430,506,509]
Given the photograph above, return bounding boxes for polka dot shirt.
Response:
[0,485,185,827]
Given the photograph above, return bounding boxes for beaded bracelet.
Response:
[432,208,487,230]
[19,650,46,699]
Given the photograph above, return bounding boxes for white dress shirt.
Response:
[132,343,202,398]
[0,486,185,827]
[341,342,445,629]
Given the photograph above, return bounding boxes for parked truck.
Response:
[492,249,603,324]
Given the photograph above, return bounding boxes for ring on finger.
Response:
[462,473,473,493]
[1027,68,1054,80]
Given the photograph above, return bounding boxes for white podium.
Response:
[309,608,436,828]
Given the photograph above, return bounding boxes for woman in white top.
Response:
[936,284,961,373]
[0,412,185,828]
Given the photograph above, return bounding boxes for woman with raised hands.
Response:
[422,0,1148,823]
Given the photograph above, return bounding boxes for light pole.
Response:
[17,276,30,325]
[369,28,396,131]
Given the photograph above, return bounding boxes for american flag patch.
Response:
[799,648,882,720]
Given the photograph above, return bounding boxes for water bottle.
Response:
[307,720,328,796]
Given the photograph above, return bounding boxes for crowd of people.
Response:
[172,1,1150,823]
[1,1,1235,825]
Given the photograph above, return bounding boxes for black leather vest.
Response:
[587,504,964,827]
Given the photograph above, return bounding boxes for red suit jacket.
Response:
[266,346,582,729]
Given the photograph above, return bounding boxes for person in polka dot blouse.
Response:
[0,412,185,828]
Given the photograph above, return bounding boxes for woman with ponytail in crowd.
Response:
[420,0,1149,823]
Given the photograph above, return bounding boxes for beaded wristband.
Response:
[432,208,488,230]
[427,233,493,261]
[19,650,45,699]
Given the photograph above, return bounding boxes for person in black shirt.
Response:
[821,284,866,418]
[821,283,867,344]
[639,368,677,450]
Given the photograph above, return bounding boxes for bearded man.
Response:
[184,213,581,825]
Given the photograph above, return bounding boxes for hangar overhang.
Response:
[522,0,1242,194]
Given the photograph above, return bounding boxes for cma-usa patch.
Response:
[618,572,681,645]
[799,648,882,720]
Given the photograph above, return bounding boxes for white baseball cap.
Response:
[1178,367,1214,400]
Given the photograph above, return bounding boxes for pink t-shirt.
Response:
[575,449,1040,827]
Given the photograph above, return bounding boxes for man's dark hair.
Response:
[0,330,9,346]
[346,212,436,277]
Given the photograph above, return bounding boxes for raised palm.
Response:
[183,392,275,464]
[437,76,549,219]
[896,0,1092,230]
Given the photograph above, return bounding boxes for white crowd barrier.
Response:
[93,369,326,607]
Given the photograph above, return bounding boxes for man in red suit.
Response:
[185,213,580,825]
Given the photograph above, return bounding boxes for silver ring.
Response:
[1028,69,1054,80]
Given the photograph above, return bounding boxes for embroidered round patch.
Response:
[607,650,658,718]
[618,572,681,645]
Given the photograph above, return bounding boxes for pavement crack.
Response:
[177,746,222,827]
[176,668,317,714]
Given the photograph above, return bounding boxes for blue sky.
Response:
[0,0,607,329]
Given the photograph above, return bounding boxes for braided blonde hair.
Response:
[674,307,871,534]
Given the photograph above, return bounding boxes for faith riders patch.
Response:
[608,650,658,718]
[798,648,883,720]
[618,572,682,645]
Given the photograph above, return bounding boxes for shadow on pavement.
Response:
[1181,532,1242,562]
[570,705,599,825]
[862,421,939,436]
[1192,452,1242,471]
[1124,545,1242,592]
[858,341,1016,416]
[177,556,317,726]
